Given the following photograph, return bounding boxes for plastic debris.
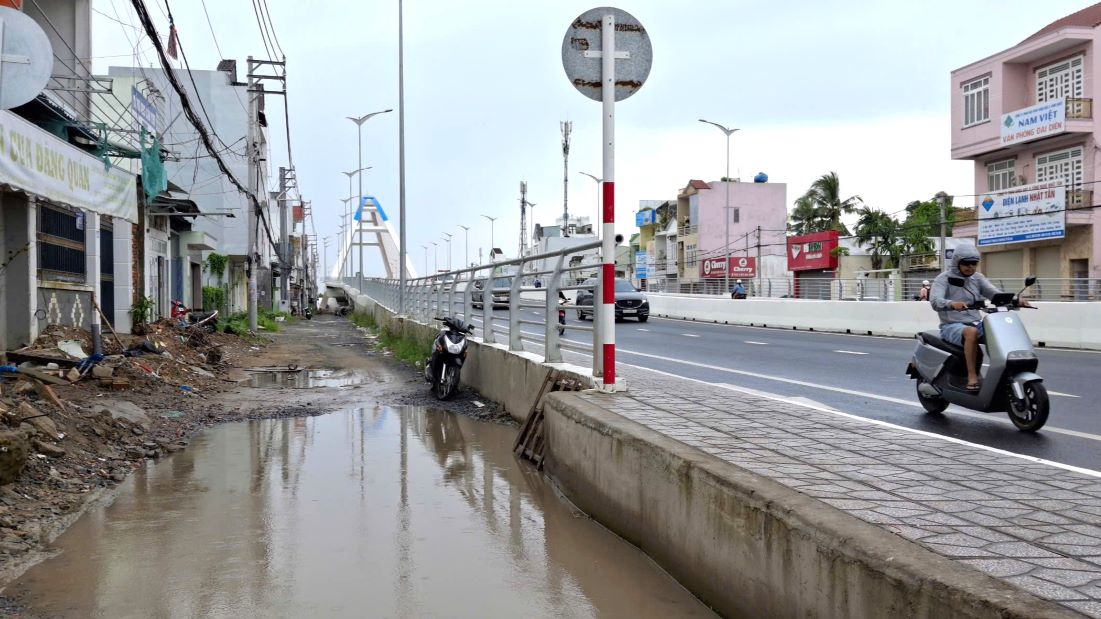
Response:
[58,340,88,359]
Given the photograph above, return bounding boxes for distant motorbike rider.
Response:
[929,244,1030,391]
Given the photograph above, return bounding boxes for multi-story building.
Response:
[674,178,789,294]
[951,5,1101,297]
[635,199,677,291]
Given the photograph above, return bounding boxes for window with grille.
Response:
[685,244,697,268]
[987,159,1017,192]
[1037,56,1083,102]
[963,76,990,126]
[1036,146,1083,190]
[37,205,86,282]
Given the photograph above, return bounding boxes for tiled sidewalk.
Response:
[577,367,1101,618]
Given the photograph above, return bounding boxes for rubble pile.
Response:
[0,320,267,568]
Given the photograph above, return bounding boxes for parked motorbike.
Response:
[303,306,313,320]
[171,301,218,333]
[905,276,1047,431]
[425,316,474,400]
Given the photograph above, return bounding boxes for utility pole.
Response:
[938,193,947,270]
[755,225,761,296]
[699,120,739,296]
[278,166,289,311]
[561,120,572,236]
[246,56,286,331]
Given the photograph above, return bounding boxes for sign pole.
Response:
[600,13,616,392]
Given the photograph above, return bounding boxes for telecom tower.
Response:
[561,120,572,237]
[518,181,535,257]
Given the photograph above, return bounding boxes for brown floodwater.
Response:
[6,407,716,618]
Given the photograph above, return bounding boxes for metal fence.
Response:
[640,276,1101,302]
[346,240,605,372]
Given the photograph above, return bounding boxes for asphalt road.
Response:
[472,307,1101,471]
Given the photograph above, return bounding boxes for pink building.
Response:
[951,4,1101,296]
[674,179,788,291]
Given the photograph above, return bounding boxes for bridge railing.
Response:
[352,240,605,373]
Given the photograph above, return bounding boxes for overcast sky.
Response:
[91,0,1091,277]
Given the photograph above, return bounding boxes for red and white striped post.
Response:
[599,13,616,391]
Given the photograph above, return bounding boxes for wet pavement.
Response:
[244,367,374,388]
[5,407,715,618]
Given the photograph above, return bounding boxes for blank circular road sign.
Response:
[561,6,651,102]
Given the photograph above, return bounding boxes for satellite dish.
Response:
[0,7,54,110]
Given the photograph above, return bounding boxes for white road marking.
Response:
[682,334,701,338]
[637,328,650,332]
[744,341,769,345]
[1049,391,1080,398]
[834,350,869,355]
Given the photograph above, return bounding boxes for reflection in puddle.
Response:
[9,408,714,618]
[245,368,368,388]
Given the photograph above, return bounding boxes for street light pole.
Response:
[699,119,739,296]
[579,171,602,238]
[458,225,470,267]
[421,244,429,276]
[340,168,370,282]
[481,214,497,263]
[442,232,453,271]
[347,109,392,292]
[431,241,439,272]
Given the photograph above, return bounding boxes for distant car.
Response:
[576,278,649,322]
[472,276,512,309]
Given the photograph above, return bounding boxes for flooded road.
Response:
[6,408,715,618]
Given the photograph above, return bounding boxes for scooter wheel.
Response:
[916,381,949,414]
[1007,382,1049,432]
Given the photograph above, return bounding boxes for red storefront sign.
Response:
[293,205,304,223]
[787,231,839,272]
[700,256,756,279]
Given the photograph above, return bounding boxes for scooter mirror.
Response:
[948,276,966,287]
[1025,276,1037,287]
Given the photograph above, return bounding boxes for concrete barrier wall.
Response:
[350,289,592,421]
[649,293,1101,350]
[544,393,1079,619]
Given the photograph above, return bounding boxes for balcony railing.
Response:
[678,224,699,236]
[1067,97,1093,120]
[1068,189,1093,209]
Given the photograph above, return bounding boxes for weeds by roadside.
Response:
[221,310,294,335]
[347,311,426,366]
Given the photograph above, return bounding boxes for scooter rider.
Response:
[929,244,1030,391]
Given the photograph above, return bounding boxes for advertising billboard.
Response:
[635,209,654,227]
[977,181,1066,246]
[1000,98,1065,147]
[787,231,839,272]
[635,251,648,279]
[700,256,756,279]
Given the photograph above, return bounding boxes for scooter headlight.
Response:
[446,339,465,355]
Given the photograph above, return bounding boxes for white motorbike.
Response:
[906,276,1048,432]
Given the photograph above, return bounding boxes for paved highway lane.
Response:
[474,307,1101,471]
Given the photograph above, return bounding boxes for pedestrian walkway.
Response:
[575,366,1101,618]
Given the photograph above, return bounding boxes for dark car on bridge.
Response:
[576,278,649,322]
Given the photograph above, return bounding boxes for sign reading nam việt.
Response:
[978,181,1066,246]
[1001,98,1065,147]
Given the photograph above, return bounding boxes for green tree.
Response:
[800,171,862,235]
[853,206,900,269]
[899,191,955,255]
[788,195,822,235]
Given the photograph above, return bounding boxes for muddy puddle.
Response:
[5,407,715,618]
[244,368,371,388]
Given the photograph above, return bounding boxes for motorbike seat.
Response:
[919,330,965,357]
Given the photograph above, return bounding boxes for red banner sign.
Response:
[787,231,839,271]
[700,256,756,279]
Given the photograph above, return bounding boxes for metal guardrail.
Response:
[347,240,606,373]
[641,277,1101,302]
[1067,97,1093,120]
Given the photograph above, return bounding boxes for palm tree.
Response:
[802,172,862,235]
[854,206,900,269]
[788,194,821,235]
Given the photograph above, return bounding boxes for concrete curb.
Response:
[544,391,1084,619]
